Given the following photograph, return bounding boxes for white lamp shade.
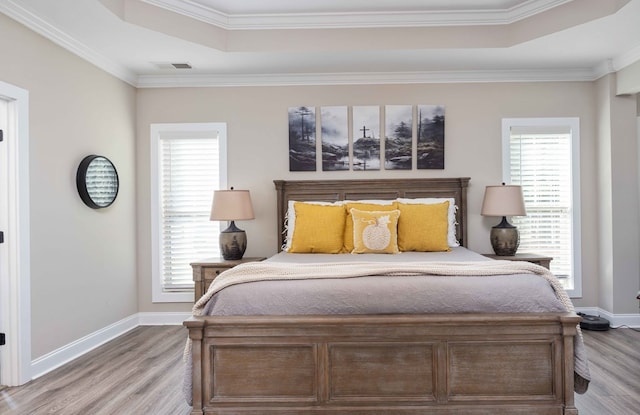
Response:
[210,189,255,221]
[481,185,526,217]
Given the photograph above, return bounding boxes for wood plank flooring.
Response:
[0,326,192,415]
[574,327,640,415]
[0,324,638,414]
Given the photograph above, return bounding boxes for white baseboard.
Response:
[30,312,191,380]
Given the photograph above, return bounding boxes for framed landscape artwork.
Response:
[417,105,445,169]
[321,106,349,171]
[352,106,380,171]
[288,106,316,171]
[287,104,445,171]
[385,105,413,170]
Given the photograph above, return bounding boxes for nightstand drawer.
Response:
[191,256,266,301]
[202,267,229,294]
[204,266,228,279]
[482,253,552,270]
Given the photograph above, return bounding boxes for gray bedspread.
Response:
[203,250,568,316]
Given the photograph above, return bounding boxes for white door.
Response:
[0,81,31,386]
[0,97,7,384]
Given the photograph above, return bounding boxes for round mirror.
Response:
[76,155,119,209]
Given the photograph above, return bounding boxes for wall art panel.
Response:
[288,106,316,171]
[321,106,349,171]
[417,105,446,169]
[385,105,413,170]
[352,106,381,171]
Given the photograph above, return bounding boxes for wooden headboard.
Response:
[273,178,470,251]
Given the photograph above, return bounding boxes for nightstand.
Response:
[190,256,266,301]
[482,253,552,270]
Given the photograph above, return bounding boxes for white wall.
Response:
[0,14,138,359]
[135,82,601,312]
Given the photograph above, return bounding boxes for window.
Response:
[502,118,581,297]
[151,123,227,302]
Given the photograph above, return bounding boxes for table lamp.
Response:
[210,188,255,260]
[481,183,526,256]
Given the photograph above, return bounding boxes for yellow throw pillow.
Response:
[397,201,450,252]
[351,208,400,254]
[289,202,346,253]
[343,202,398,252]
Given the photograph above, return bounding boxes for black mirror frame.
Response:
[76,155,119,209]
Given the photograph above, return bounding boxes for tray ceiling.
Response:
[0,0,639,87]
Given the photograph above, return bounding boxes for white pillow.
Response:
[395,197,459,247]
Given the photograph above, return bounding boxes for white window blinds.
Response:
[159,135,219,291]
[151,123,227,302]
[503,119,581,296]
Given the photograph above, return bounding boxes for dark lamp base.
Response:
[490,216,520,256]
[219,221,247,260]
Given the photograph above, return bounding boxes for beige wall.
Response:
[136,81,601,312]
[0,14,138,359]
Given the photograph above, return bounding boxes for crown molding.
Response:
[613,44,640,71]
[0,0,138,86]
[142,0,572,30]
[592,59,617,81]
[136,67,599,88]
[590,45,640,81]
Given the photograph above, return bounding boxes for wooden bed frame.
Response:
[184,178,581,415]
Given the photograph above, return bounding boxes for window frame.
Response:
[501,117,582,298]
[150,122,227,303]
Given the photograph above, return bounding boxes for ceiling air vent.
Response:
[154,62,193,70]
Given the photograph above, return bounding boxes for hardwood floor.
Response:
[574,327,640,415]
[0,326,192,415]
[0,325,638,415]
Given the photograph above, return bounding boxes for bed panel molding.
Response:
[184,312,580,414]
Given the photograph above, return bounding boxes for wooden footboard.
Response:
[184,312,580,415]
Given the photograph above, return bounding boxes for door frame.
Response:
[0,80,31,386]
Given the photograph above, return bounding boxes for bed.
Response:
[184,178,588,415]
